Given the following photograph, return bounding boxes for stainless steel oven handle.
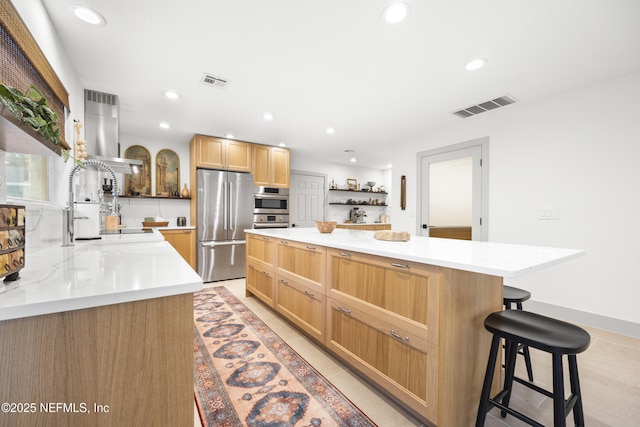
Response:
[254,194,289,200]
[253,223,289,229]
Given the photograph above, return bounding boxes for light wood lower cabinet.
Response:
[326,298,438,420]
[276,239,325,292]
[245,233,502,426]
[275,275,325,343]
[160,229,196,270]
[246,234,275,307]
[0,294,193,427]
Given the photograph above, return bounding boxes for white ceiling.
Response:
[40,0,640,169]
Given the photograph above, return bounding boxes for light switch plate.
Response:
[539,207,559,220]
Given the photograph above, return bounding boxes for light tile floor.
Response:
[195,279,640,427]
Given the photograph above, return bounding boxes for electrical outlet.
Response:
[538,207,559,220]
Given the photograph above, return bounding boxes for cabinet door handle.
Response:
[306,245,316,250]
[338,252,351,257]
[337,306,351,314]
[390,330,410,342]
[391,262,410,269]
[304,290,315,297]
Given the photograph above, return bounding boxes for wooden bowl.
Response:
[315,221,337,233]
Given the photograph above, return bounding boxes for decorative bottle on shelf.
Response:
[181,183,189,198]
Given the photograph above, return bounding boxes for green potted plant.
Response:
[0,83,69,160]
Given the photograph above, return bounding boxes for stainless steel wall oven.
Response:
[253,187,289,228]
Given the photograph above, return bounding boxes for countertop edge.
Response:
[245,228,585,278]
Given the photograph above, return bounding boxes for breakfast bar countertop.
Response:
[246,227,584,278]
[0,232,203,321]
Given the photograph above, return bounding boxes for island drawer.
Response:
[326,297,437,420]
[327,248,440,345]
[276,239,326,292]
[275,274,325,344]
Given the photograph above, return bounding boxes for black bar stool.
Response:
[476,310,590,427]
[503,285,534,381]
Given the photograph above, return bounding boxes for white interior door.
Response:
[290,172,326,228]
[418,142,486,240]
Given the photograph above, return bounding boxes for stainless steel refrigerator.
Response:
[196,169,254,282]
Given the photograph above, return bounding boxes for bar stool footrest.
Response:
[487,397,545,427]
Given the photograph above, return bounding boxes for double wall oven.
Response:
[253,187,289,228]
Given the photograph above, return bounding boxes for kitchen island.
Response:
[245,227,583,426]
[0,234,202,427]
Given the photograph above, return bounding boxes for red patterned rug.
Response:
[194,286,377,427]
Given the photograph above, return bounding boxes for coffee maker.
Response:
[349,207,367,224]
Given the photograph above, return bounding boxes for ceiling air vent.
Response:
[201,73,229,89]
[452,95,517,118]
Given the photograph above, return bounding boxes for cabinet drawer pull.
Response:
[337,306,352,314]
[279,278,288,284]
[280,240,288,245]
[390,330,410,342]
[262,271,270,276]
[338,252,351,257]
[391,262,410,269]
[304,290,315,297]
[262,236,269,241]
[306,245,316,250]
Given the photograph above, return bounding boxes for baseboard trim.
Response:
[526,300,640,339]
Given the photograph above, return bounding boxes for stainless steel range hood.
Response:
[83,89,142,174]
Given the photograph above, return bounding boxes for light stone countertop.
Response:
[246,227,584,278]
[0,229,203,321]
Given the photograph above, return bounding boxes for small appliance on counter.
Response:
[349,207,367,224]
[74,202,101,239]
[0,204,26,282]
[177,216,187,227]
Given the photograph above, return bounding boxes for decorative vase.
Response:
[181,183,189,198]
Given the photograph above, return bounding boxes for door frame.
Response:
[416,137,489,241]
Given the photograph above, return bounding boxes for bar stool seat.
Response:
[476,310,590,427]
[503,285,531,310]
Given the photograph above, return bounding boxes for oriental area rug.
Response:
[194,286,377,427]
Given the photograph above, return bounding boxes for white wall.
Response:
[389,72,640,332]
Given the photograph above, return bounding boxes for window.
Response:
[5,153,50,201]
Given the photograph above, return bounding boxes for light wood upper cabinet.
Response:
[190,134,251,172]
[160,229,196,271]
[252,145,290,188]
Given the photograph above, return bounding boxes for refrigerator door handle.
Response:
[201,240,246,247]
[223,181,229,231]
[228,181,234,232]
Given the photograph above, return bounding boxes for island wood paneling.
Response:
[0,294,193,427]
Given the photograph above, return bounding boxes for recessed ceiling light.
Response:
[350,157,357,163]
[159,122,170,129]
[163,90,180,100]
[387,163,393,168]
[382,3,410,24]
[326,127,335,135]
[262,112,274,121]
[225,134,235,139]
[465,58,488,71]
[278,142,286,147]
[72,5,106,25]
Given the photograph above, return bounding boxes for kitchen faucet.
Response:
[63,159,119,246]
